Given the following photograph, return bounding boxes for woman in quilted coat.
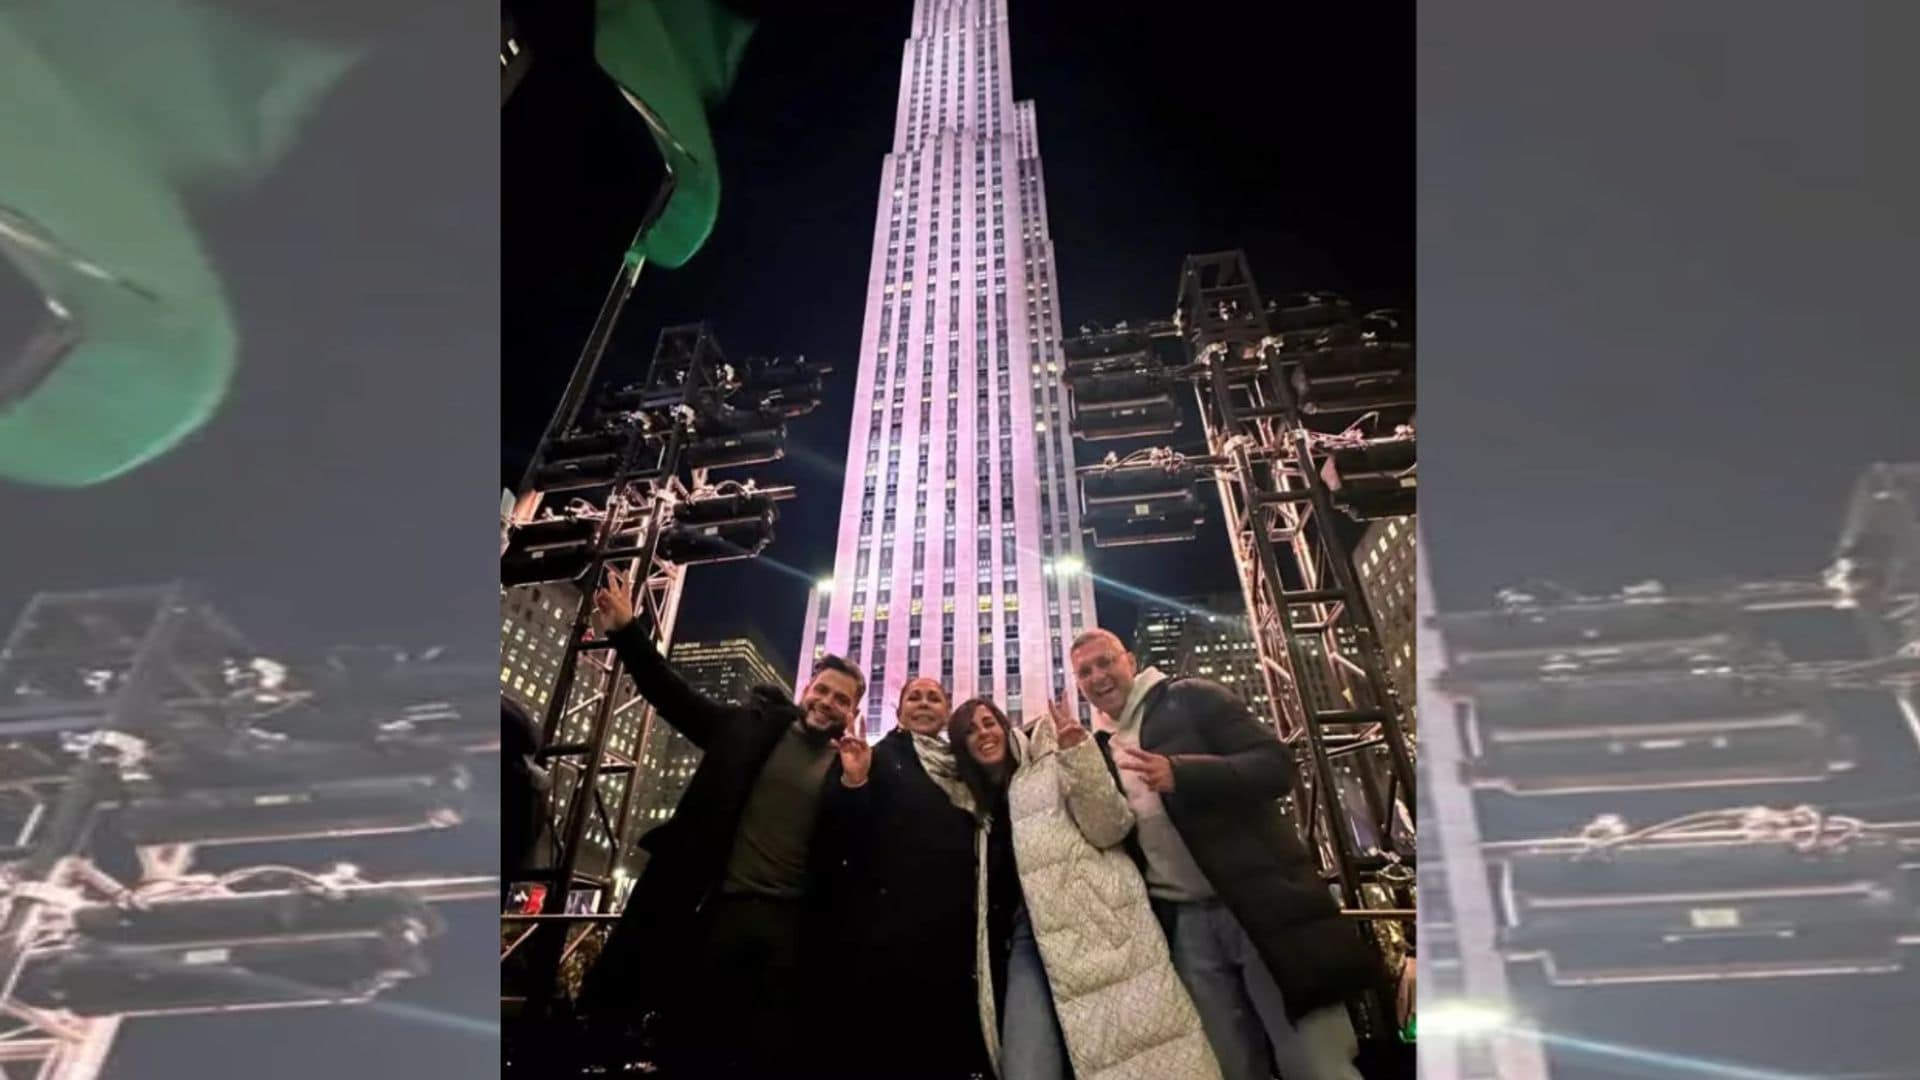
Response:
[949,698,1222,1080]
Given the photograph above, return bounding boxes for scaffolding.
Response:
[0,584,492,1079]
[498,322,823,1065]
[1061,250,1418,1040]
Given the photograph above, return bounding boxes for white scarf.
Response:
[906,728,975,814]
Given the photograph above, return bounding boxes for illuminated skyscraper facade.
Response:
[799,0,1095,735]
[1355,514,1418,723]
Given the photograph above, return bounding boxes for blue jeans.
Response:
[1167,900,1361,1080]
[1001,908,1070,1080]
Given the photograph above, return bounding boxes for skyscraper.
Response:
[798,0,1096,736]
[1354,514,1417,723]
[1132,602,1189,674]
[1131,595,1278,723]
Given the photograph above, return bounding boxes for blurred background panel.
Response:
[1419,3,1920,1078]
[0,1,497,1077]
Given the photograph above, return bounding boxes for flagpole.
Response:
[515,167,674,504]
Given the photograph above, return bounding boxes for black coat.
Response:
[578,624,854,1034]
[1102,676,1385,1021]
[826,728,992,1080]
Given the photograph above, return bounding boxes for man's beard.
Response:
[799,710,845,743]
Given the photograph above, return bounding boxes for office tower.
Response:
[500,582,577,718]
[1132,601,1188,674]
[1132,595,1278,722]
[1290,627,1366,717]
[1355,514,1417,722]
[798,0,1096,735]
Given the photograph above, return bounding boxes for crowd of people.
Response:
[554,567,1391,1079]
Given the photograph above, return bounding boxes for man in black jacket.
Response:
[578,568,872,1078]
[1072,628,1381,1080]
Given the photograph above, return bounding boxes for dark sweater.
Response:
[720,722,835,897]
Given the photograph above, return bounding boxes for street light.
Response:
[815,577,833,595]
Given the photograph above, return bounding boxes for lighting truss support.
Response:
[1173,252,1418,895]
[0,586,489,1080]
[1063,253,1418,1042]
[504,323,814,1030]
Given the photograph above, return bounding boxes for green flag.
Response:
[594,0,758,270]
[0,0,356,488]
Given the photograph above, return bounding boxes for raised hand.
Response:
[835,731,872,788]
[1049,698,1087,749]
[592,566,637,634]
[1115,745,1175,792]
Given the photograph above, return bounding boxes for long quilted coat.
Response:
[972,717,1222,1080]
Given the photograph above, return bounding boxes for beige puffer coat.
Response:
[972,717,1222,1080]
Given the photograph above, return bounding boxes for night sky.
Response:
[504,0,1413,676]
[1421,2,1920,609]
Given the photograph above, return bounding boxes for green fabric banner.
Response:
[0,0,356,487]
[594,0,758,270]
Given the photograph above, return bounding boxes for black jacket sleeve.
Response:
[606,622,736,750]
[1166,680,1296,804]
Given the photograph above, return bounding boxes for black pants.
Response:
[664,893,809,1078]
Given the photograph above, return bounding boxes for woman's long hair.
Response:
[947,697,1015,814]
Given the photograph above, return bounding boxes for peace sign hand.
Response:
[592,566,636,634]
[835,732,872,788]
[1049,698,1087,749]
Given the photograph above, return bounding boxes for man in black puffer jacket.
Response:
[576,568,873,1078]
[1073,628,1383,1080]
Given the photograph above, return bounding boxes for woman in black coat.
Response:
[825,677,994,1080]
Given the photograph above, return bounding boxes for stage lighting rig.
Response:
[1489,806,1918,986]
[502,324,824,1020]
[0,585,493,1079]
[1062,253,1419,1043]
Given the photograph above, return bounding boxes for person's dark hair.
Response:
[948,697,1014,810]
[898,675,949,711]
[809,653,866,701]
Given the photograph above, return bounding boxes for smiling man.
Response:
[1071,627,1383,1080]
[579,567,870,1077]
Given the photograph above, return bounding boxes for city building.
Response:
[1132,602,1188,674]
[1354,514,1417,723]
[1130,595,1281,722]
[797,0,1096,735]
[499,582,576,718]
[1290,626,1366,717]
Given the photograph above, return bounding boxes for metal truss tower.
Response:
[1424,461,1920,1078]
[0,584,492,1080]
[1062,250,1417,1039]
[499,322,824,1058]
